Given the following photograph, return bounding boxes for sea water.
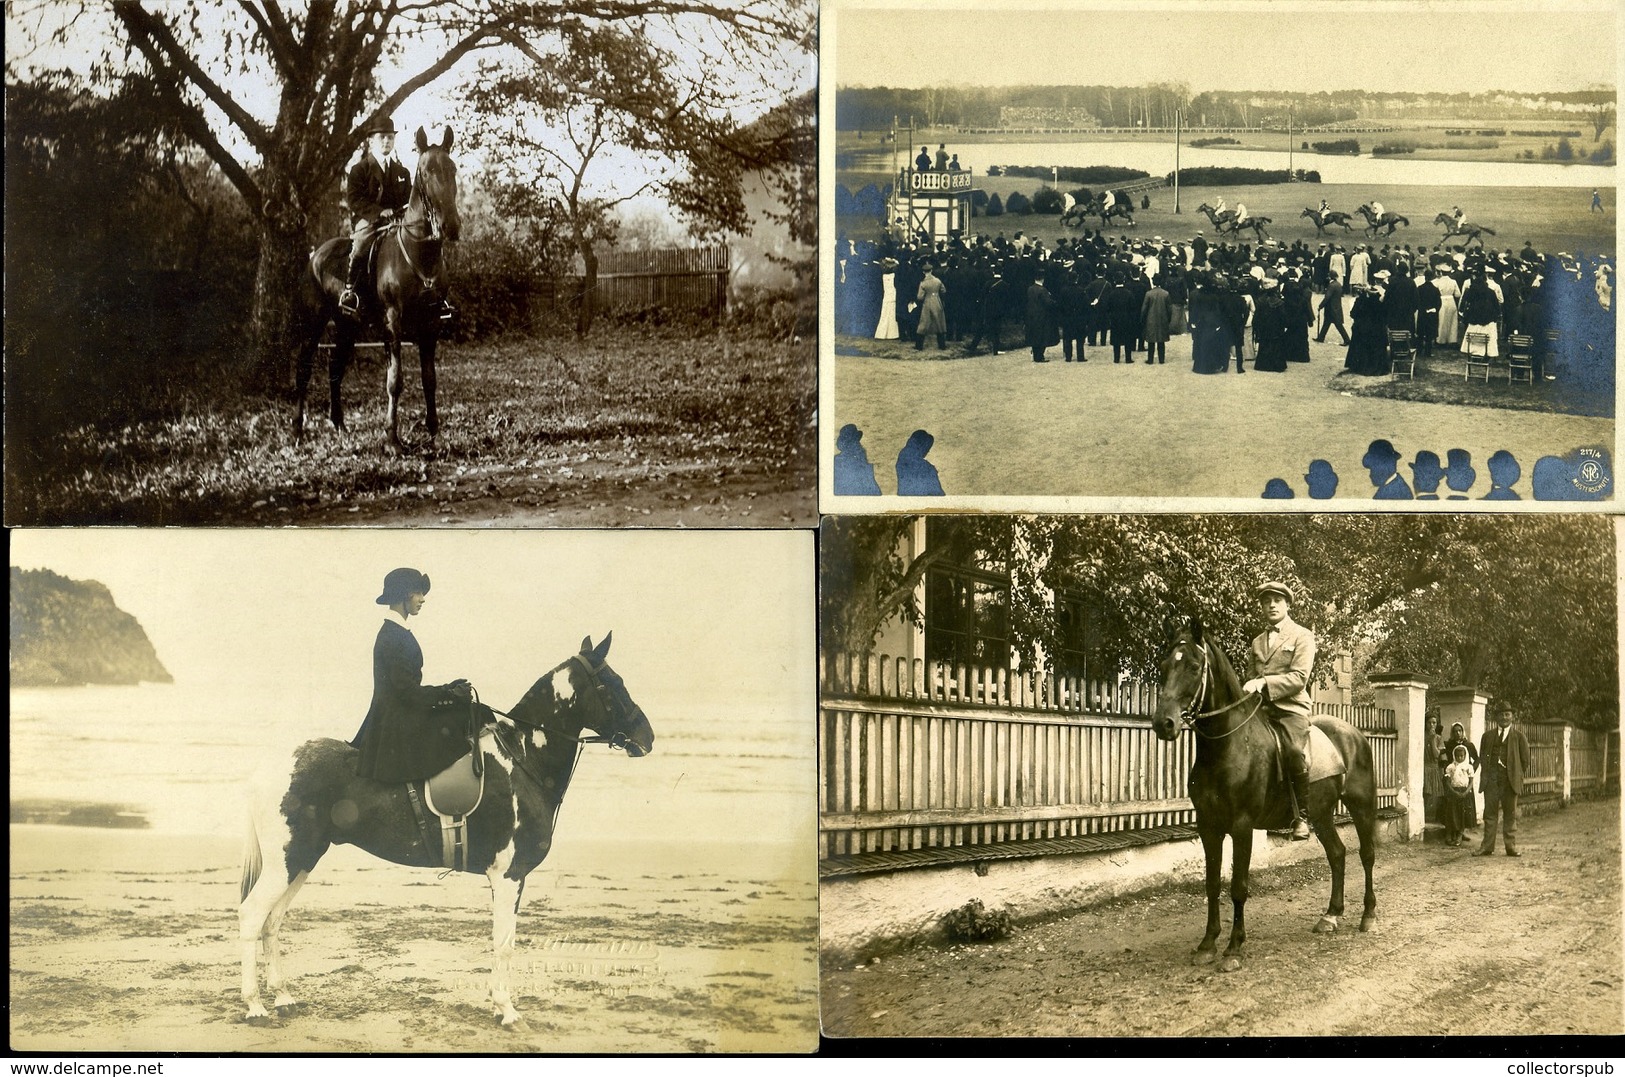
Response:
[9,681,810,843]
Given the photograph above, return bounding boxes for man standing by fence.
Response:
[1476,701,1532,857]
[1241,581,1318,841]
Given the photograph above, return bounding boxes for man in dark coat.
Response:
[1415,271,1442,357]
[1100,274,1140,363]
[1055,267,1090,362]
[1192,231,1209,267]
[1025,270,1059,362]
[1382,267,1417,335]
[341,116,413,316]
[1475,701,1533,856]
[350,568,483,784]
[1139,275,1172,364]
[1315,276,1351,345]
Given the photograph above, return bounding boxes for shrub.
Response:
[1372,142,1417,155]
[1030,186,1067,214]
[943,899,1012,942]
[1557,137,1575,161]
[1165,166,1294,186]
[997,164,1150,185]
[1592,140,1615,165]
[986,192,1004,216]
[1310,139,1360,155]
[1190,136,1240,148]
[852,183,888,218]
[1005,190,1032,215]
[834,184,856,217]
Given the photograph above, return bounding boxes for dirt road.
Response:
[821,798,1622,1038]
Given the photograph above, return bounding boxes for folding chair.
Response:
[1462,331,1492,382]
[1387,329,1417,381]
[1506,333,1535,385]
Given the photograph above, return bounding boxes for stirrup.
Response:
[1290,815,1312,841]
[339,288,360,315]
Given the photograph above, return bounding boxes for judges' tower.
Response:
[891,164,976,245]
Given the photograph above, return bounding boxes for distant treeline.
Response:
[1310,139,1361,155]
[1168,167,1317,185]
[1446,128,1582,137]
[1189,136,1239,147]
[988,165,1151,184]
[837,84,1615,132]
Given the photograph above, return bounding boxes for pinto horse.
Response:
[294,126,461,453]
[1301,207,1355,236]
[239,633,653,1027]
[1151,619,1378,973]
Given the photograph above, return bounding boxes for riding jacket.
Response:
[1247,617,1316,718]
[346,153,412,229]
[350,619,472,783]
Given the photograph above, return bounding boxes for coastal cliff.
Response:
[10,567,172,686]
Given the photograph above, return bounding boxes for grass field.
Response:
[835,177,1616,259]
[8,325,815,526]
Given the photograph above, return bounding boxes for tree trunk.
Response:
[246,220,313,393]
[575,243,598,337]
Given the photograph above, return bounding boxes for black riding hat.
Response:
[377,567,430,605]
[361,116,397,137]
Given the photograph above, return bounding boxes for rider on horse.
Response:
[1239,581,1318,841]
[1318,197,1331,216]
[1452,205,1467,230]
[340,117,412,317]
[1370,200,1385,222]
[1102,188,1117,215]
[349,568,492,783]
[1213,195,1228,220]
[1235,202,1249,227]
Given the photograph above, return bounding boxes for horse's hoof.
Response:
[1192,948,1218,966]
[1359,916,1378,935]
[1218,954,1243,973]
[1313,915,1340,935]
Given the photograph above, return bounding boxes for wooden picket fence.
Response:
[818,652,1398,863]
[1523,723,1619,803]
[576,244,730,317]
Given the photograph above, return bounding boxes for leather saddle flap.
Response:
[1306,724,1347,785]
[424,751,483,817]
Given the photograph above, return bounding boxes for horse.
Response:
[1151,618,1378,973]
[1232,215,1273,243]
[1092,189,1137,228]
[1433,213,1497,248]
[238,633,653,1027]
[1197,203,1239,235]
[293,127,461,453]
[1356,203,1408,238]
[1301,208,1355,236]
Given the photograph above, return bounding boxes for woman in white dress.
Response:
[1433,271,1461,348]
[874,257,899,340]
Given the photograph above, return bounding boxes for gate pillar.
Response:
[1369,672,1431,841]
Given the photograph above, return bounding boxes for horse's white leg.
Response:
[241,875,287,1020]
[264,870,310,1010]
[486,858,524,1027]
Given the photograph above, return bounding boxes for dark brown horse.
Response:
[1356,203,1409,238]
[1301,207,1355,235]
[1151,619,1377,973]
[239,633,653,1026]
[294,127,461,452]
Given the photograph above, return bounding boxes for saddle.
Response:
[1261,723,1346,830]
[405,745,486,873]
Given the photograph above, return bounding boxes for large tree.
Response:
[821,515,1618,729]
[89,0,806,387]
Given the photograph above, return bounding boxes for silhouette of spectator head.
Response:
[833,424,881,496]
[1409,451,1444,496]
[1304,460,1339,499]
[1362,439,1402,485]
[1261,478,1295,499]
[896,430,944,496]
[1485,450,1522,498]
[1444,449,1476,496]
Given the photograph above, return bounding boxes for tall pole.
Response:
[1174,109,1181,213]
[1288,109,1294,177]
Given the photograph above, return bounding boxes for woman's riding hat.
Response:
[377,567,430,605]
[1254,581,1294,603]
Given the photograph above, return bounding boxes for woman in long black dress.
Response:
[1251,281,1290,372]
[1343,283,1390,375]
[1188,275,1230,374]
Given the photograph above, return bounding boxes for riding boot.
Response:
[1289,768,1313,841]
[340,252,365,316]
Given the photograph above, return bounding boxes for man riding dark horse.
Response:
[1239,581,1317,840]
[340,116,454,323]
[340,117,412,317]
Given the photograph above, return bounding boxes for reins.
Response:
[1180,641,1265,740]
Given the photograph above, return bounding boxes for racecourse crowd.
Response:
[832,222,1615,388]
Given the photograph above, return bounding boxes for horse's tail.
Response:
[240,808,264,905]
[1396,215,1410,226]
[1480,223,1495,235]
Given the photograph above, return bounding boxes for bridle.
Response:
[393,156,451,288]
[1176,640,1264,740]
[484,653,640,753]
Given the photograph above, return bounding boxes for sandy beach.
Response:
[10,825,817,1054]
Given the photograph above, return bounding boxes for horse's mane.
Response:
[1185,623,1244,706]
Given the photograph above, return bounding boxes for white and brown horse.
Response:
[238,633,653,1026]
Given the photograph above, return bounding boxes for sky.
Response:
[835,1,1618,95]
[9,530,814,725]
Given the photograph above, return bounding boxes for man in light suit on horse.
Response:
[1241,581,1318,841]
